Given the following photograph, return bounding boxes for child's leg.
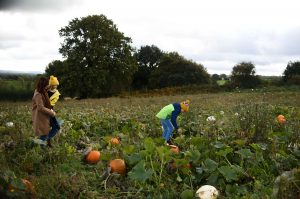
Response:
[161,119,174,141]
[51,116,60,130]
[39,135,47,141]
[164,120,174,141]
[160,119,169,140]
[48,117,60,139]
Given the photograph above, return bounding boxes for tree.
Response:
[283,61,300,85]
[45,60,64,77]
[132,45,163,89]
[230,62,261,88]
[58,15,137,98]
[220,74,229,80]
[211,74,220,84]
[149,52,210,88]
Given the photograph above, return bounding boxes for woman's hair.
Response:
[36,77,49,93]
[36,77,51,109]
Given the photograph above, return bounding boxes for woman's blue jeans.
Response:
[40,117,60,141]
[160,119,174,141]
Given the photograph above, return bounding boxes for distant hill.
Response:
[0,70,42,75]
[259,75,282,80]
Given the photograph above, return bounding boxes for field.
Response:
[0,91,300,198]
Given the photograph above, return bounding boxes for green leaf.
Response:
[218,166,239,182]
[203,158,218,173]
[180,189,194,199]
[207,172,219,185]
[99,151,111,161]
[216,147,233,157]
[156,146,171,161]
[176,174,183,182]
[11,178,26,190]
[123,145,135,155]
[144,138,156,153]
[250,143,267,151]
[236,148,253,159]
[128,161,153,183]
[186,150,201,162]
[125,153,142,165]
[212,141,226,149]
[231,164,245,175]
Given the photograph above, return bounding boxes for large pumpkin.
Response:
[277,115,286,124]
[196,185,219,199]
[86,150,101,164]
[109,159,126,175]
[110,137,120,145]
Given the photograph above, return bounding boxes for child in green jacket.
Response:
[156,100,190,145]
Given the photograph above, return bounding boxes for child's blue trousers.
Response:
[160,119,174,141]
[40,117,60,141]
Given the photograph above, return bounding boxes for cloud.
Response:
[0,0,299,75]
[0,0,81,12]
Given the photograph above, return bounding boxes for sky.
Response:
[0,0,300,75]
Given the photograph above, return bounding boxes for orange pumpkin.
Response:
[183,163,192,169]
[86,150,101,164]
[110,137,120,145]
[277,115,286,124]
[169,145,180,154]
[109,159,126,175]
[8,179,34,193]
[22,179,34,192]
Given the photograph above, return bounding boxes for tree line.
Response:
[1,14,300,100]
[44,14,300,98]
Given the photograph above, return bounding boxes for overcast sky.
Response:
[0,0,299,75]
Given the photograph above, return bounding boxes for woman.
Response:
[32,77,57,147]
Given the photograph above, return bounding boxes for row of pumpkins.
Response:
[84,137,219,199]
[86,113,287,167]
[85,137,179,174]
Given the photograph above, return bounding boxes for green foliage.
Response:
[230,62,261,88]
[283,61,300,85]
[0,75,36,101]
[149,52,210,88]
[132,45,163,89]
[45,60,64,77]
[0,91,300,198]
[128,160,153,183]
[58,14,137,98]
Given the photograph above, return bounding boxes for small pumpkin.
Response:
[277,115,286,124]
[85,150,101,164]
[109,159,126,175]
[22,179,34,192]
[8,179,34,193]
[183,163,192,169]
[110,137,120,145]
[169,145,180,154]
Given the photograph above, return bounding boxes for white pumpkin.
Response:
[196,185,219,199]
[6,122,14,127]
[206,116,216,122]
